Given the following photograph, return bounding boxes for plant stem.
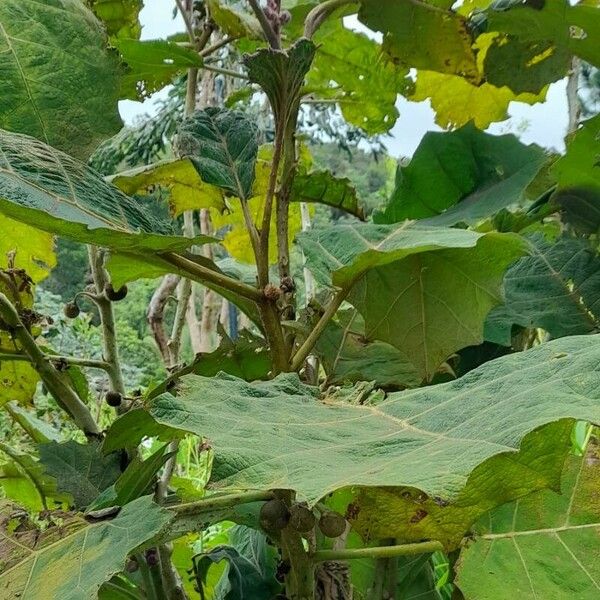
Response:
[202,64,249,80]
[247,0,281,48]
[88,246,126,396]
[173,490,274,516]
[0,293,100,436]
[0,351,112,372]
[200,35,238,57]
[162,252,264,302]
[174,0,196,43]
[290,287,349,372]
[311,540,444,562]
[281,527,315,600]
[304,0,358,38]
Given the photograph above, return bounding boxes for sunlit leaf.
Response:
[376,123,548,225]
[110,159,226,215]
[358,0,479,82]
[86,0,143,39]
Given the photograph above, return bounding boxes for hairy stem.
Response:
[312,540,443,562]
[0,351,112,372]
[0,293,100,436]
[304,0,358,38]
[88,246,126,396]
[162,252,264,302]
[247,0,281,48]
[290,287,349,372]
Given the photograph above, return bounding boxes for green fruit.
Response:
[260,499,290,532]
[63,302,80,318]
[289,504,315,533]
[105,391,122,407]
[105,284,128,301]
[318,511,346,538]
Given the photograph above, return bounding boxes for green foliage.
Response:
[485,234,600,345]
[117,39,204,100]
[0,0,122,158]
[375,123,548,226]
[38,440,121,509]
[0,129,209,252]
[176,108,260,201]
[0,496,171,599]
[456,437,600,599]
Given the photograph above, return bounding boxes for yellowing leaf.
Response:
[110,159,226,215]
[0,215,56,283]
[211,147,310,264]
[412,70,544,129]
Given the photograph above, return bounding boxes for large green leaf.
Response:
[176,108,260,201]
[0,495,171,599]
[456,438,600,599]
[86,0,143,39]
[109,159,226,215]
[299,225,524,379]
[307,18,411,134]
[358,0,478,81]
[116,39,204,100]
[375,123,548,226]
[143,333,600,516]
[296,222,513,289]
[0,442,66,511]
[0,0,121,158]
[485,234,600,346]
[315,310,420,388]
[487,0,600,69]
[0,129,210,253]
[551,114,600,234]
[38,441,121,509]
[481,33,570,95]
[291,169,365,220]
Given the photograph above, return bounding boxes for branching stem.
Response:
[311,540,444,562]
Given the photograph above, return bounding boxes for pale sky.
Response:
[119,0,569,157]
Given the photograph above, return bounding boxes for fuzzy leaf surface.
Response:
[0,130,207,253]
[0,0,121,158]
[144,335,600,510]
[0,496,171,599]
[456,438,600,599]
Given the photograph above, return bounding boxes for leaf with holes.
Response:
[358,0,479,82]
[0,0,121,158]
[0,496,171,599]
[307,17,411,134]
[455,437,600,599]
